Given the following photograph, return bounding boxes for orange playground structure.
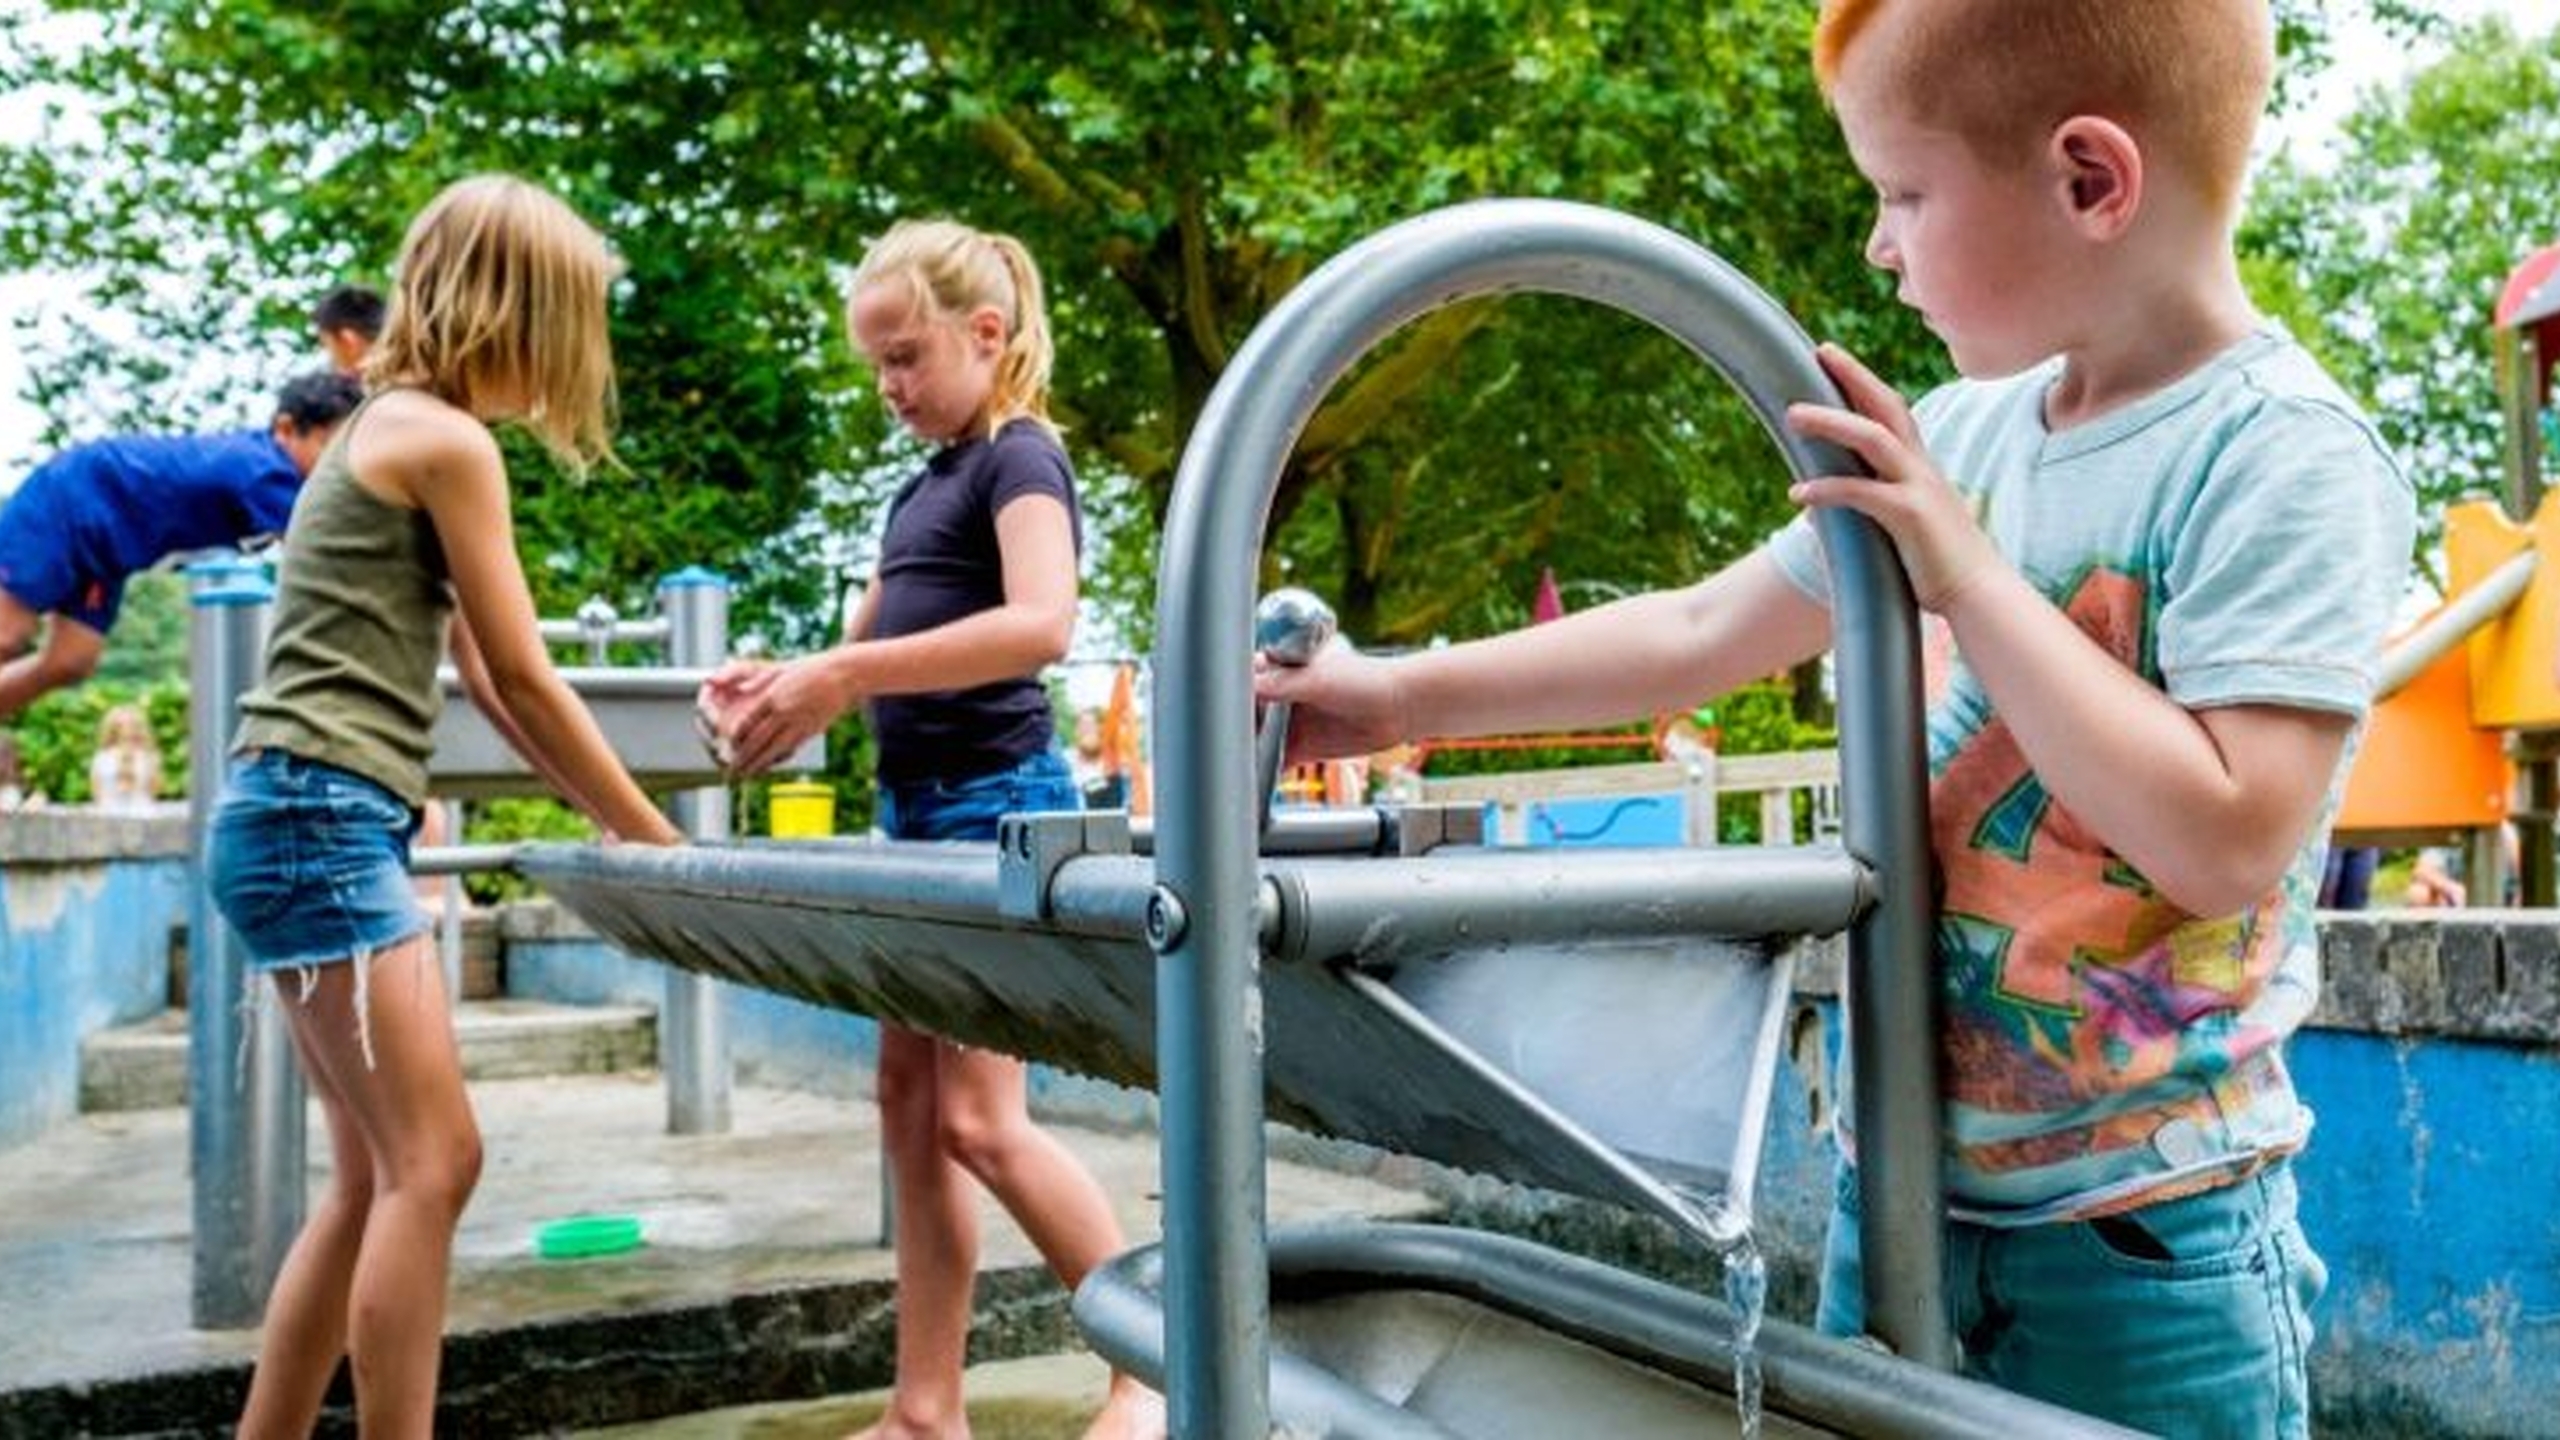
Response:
[2334,239,2560,904]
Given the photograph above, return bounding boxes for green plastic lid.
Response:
[535,1213,644,1260]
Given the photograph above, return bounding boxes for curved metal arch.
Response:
[1149,198,1948,1436]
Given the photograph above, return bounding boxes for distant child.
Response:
[1263,2,2412,1435]
[1069,705,1130,809]
[208,175,685,1440]
[0,731,29,810]
[700,219,1163,1440]
[312,282,386,377]
[87,702,163,812]
[0,369,363,719]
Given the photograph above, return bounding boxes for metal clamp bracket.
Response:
[998,809,1136,922]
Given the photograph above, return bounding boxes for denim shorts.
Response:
[878,749,1077,843]
[208,749,429,971]
[1817,1160,2325,1438]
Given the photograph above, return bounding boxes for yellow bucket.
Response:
[768,780,836,838]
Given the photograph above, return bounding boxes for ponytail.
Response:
[983,234,1055,434]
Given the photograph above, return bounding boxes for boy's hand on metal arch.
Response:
[1783,342,2003,615]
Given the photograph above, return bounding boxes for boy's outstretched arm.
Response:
[1787,344,2347,916]
[1258,551,1831,766]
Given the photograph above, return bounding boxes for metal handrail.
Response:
[1147,198,1947,1436]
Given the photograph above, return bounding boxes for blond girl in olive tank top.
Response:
[210,174,682,1440]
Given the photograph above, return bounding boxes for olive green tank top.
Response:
[233,392,453,805]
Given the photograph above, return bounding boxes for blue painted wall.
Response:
[0,858,188,1147]
[2291,1034,2560,1435]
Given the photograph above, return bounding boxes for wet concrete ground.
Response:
[0,1071,1434,1435]
[571,1353,1114,1439]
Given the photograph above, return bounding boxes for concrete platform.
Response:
[76,1000,658,1113]
[0,1070,1437,1436]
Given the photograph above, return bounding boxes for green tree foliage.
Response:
[3,0,2479,699]
[2243,13,2560,583]
[0,0,1942,665]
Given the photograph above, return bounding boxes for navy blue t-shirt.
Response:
[868,419,1082,785]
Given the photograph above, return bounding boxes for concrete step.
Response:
[78,999,658,1112]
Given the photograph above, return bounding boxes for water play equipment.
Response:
[500,200,2148,1436]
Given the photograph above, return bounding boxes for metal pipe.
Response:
[186,556,303,1328]
[1253,588,1338,837]
[1150,198,1948,1434]
[659,566,733,1134]
[536,617,671,646]
[1268,846,1867,968]
[409,842,528,877]
[2374,547,2536,702]
[435,664,718,699]
[435,797,466,999]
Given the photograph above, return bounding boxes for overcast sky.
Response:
[3,2,2556,477]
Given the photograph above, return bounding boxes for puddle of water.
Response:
[565,1354,1110,1440]
[576,1395,1097,1440]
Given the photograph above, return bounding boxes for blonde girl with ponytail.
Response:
[702,220,1162,1439]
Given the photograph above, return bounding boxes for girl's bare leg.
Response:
[850,1025,980,1440]
[233,1009,375,1438]
[933,1044,1163,1440]
[239,938,480,1440]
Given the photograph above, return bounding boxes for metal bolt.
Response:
[1145,885,1188,952]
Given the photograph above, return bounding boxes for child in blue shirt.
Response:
[0,368,361,717]
[1263,2,2413,1434]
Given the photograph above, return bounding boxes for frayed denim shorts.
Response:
[209,749,429,971]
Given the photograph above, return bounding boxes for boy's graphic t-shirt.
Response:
[1768,326,2414,1222]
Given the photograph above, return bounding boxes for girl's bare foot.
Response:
[846,1404,969,1440]
[1081,1373,1167,1440]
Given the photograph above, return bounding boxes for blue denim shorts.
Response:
[878,749,1077,843]
[209,749,429,971]
[1818,1160,2325,1438]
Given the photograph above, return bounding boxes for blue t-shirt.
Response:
[868,419,1082,786]
[1768,325,2414,1221]
[35,429,302,581]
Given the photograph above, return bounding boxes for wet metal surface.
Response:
[524,838,1821,1246]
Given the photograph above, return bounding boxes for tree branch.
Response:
[1297,298,1498,463]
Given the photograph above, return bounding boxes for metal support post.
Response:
[187,556,305,1328]
[659,566,733,1133]
[437,797,466,998]
[2515,733,2558,908]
